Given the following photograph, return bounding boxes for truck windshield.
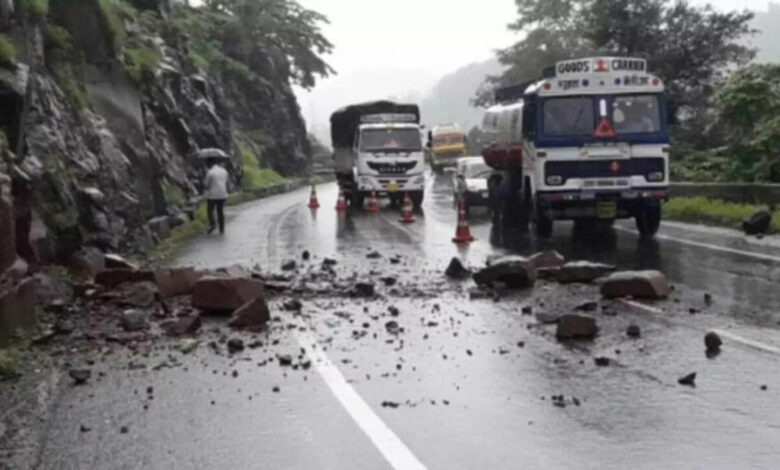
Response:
[434,134,464,146]
[360,129,422,152]
[612,95,662,134]
[542,97,594,136]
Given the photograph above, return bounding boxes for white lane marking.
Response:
[618,300,780,357]
[615,226,780,264]
[296,331,427,470]
[712,329,780,356]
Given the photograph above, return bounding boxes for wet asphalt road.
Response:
[32,173,780,469]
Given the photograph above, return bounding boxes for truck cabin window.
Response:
[542,97,594,136]
[360,129,422,152]
[612,95,662,134]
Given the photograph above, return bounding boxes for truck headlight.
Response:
[647,172,664,182]
[546,175,563,186]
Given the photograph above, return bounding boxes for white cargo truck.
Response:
[331,101,426,208]
[482,57,671,238]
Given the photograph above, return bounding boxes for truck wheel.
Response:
[636,206,661,238]
[500,173,526,229]
[352,192,365,209]
[409,191,424,208]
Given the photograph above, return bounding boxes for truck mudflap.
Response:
[536,189,668,220]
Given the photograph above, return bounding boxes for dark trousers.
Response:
[207,199,226,234]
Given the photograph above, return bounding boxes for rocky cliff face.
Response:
[0,0,311,269]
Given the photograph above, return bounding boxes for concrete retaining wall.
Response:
[670,183,780,205]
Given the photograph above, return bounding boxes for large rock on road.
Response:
[556,315,598,339]
[600,270,670,299]
[192,276,264,313]
[473,256,536,289]
[553,261,615,283]
[228,296,270,329]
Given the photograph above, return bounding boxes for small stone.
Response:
[232,370,239,378]
[704,332,722,352]
[556,315,598,339]
[69,369,91,385]
[120,426,129,434]
[574,300,599,312]
[277,355,293,366]
[444,257,471,279]
[704,293,713,306]
[521,305,533,315]
[120,310,149,332]
[281,260,297,271]
[678,372,696,386]
[366,251,382,259]
[272,385,280,392]
[227,338,245,353]
[80,424,91,433]
[381,401,399,408]
[626,324,641,338]
[761,385,768,391]
[302,250,311,261]
[388,306,400,317]
[594,357,610,367]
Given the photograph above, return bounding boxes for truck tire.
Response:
[500,172,527,229]
[409,191,424,208]
[636,205,661,238]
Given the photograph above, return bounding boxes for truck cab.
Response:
[483,57,671,238]
[331,102,426,208]
[429,123,467,173]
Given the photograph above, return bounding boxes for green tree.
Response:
[716,64,780,181]
[478,0,754,109]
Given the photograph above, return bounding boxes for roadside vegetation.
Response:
[0,34,16,67]
[663,197,780,233]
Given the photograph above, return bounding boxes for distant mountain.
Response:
[752,3,780,63]
[419,58,505,132]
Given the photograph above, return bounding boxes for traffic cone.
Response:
[366,191,379,213]
[399,192,415,224]
[308,184,320,209]
[335,189,348,211]
[452,197,474,243]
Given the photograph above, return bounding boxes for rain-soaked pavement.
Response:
[16,173,780,469]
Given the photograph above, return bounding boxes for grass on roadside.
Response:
[663,197,780,233]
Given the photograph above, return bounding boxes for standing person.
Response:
[204,158,229,235]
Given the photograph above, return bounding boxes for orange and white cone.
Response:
[399,192,415,224]
[452,197,474,243]
[308,184,320,209]
[335,189,348,211]
[367,191,379,213]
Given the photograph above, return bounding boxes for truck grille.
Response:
[545,158,664,183]
[367,161,418,174]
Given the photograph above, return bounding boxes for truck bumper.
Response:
[432,155,461,168]
[537,188,668,220]
[357,174,426,194]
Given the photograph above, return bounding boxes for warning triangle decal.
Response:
[594,117,616,138]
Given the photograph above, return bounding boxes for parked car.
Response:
[453,157,491,206]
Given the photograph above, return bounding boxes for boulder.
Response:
[154,267,202,297]
[530,250,565,269]
[626,324,641,338]
[160,315,202,337]
[351,282,375,298]
[554,261,615,283]
[556,315,598,339]
[228,296,270,328]
[69,247,106,280]
[192,276,264,313]
[473,256,536,289]
[444,257,471,279]
[281,260,297,271]
[743,209,771,235]
[117,281,158,308]
[120,309,149,332]
[0,277,38,345]
[95,269,155,287]
[147,216,171,242]
[600,270,670,299]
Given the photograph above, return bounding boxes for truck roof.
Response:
[360,123,420,130]
[330,101,420,148]
[495,57,664,103]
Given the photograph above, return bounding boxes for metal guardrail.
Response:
[670,183,780,205]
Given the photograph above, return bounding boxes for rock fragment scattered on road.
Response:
[626,324,641,338]
[473,256,537,289]
[704,331,722,352]
[69,369,92,385]
[678,372,696,386]
[228,296,270,329]
[556,315,598,339]
[600,270,670,299]
[553,261,615,284]
[444,257,471,279]
[530,250,565,269]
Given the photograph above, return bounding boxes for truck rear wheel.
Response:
[636,205,661,238]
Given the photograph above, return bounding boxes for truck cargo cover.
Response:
[330,101,420,148]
